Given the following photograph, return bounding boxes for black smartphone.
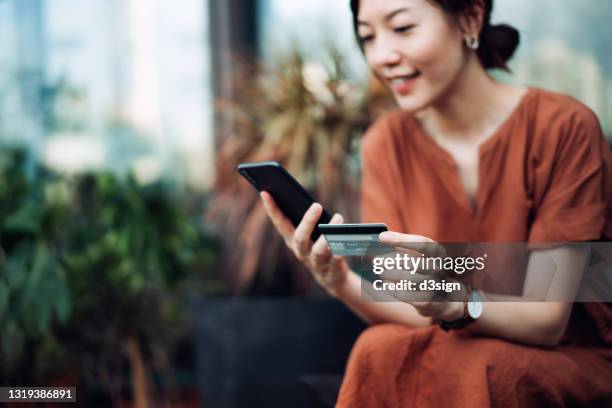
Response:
[317,223,388,235]
[237,161,332,241]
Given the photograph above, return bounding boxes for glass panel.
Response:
[0,0,214,190]
[494,0,612,139]
[258,0,368,79]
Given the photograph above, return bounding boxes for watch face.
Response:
[467,291,483,319]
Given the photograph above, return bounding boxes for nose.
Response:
[368,38,402,72]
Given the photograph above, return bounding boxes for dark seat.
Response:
[193,296,366,407]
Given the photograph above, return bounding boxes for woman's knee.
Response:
[348,323,424,369]
[353,324,407,352]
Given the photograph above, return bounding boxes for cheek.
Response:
[393,35,465,111]
[410,34,464,79]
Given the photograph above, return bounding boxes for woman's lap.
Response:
[336,324,612,408]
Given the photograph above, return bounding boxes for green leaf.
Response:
[0,280,8,319]
[52,267,71,323]
[4,202,42,235]
[1,318,25,367]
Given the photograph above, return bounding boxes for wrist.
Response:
[438,286,484,332]
[441,301,465,321]
[439,281,469,321]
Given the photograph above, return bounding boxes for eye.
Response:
[394,24,415,34]
[358,34,374,45]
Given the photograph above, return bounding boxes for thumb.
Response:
[330,213,344,224]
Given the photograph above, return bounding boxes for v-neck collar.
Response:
[411,87,534,166]
[408,87,535,217]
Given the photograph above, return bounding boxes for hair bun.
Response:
[480,23,520,71]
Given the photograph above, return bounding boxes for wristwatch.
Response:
[439,287,483,331]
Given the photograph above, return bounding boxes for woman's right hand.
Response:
[260,191,350,296]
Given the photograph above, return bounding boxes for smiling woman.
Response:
[258,0,612,406]
[350,0,523,115]
[351,0,519,68]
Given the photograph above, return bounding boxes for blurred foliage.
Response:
[207,48,394,294]
[0,147,218,396]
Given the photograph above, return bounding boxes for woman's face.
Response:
[357,0,469,112]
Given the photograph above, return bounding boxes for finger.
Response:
[332,254,346,266]
[311,213,343,265]
[370,251,432,282]
[408,301,440,317]
[382,285,436,303]
[311,235,331,265]
[361,278,402,302]
[260,191,295,240]
[378,268,431,283]
[293,202,323,259]
[330,213,344,225]
[379,231,447,257]
[380,253,445,276]
[363,278,435,303]
[376,264,410,281]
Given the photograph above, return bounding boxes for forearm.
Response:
[334,270,432,327]
[334,274,572,345]
[462,246,586,347]
[464,301,572,347]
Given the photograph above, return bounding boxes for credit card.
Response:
[318,223,391,256]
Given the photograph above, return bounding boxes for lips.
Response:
[386,72,420,95]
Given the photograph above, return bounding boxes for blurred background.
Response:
[0,0,610,407]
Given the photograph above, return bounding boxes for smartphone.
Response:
[237,161,332,241]
[318,223,389,256]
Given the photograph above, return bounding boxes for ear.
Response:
[456,0,485,38]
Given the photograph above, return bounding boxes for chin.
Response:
[394,93,432,113]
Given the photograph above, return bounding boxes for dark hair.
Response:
[349,0,520,71]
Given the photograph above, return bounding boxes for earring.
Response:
[465,35,479,50]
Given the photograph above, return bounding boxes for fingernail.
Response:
[379,231,391,241]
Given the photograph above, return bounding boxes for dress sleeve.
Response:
[528,107,611,243]
[360,115,406,232]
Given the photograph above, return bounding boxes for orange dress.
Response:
[336,88,612,407]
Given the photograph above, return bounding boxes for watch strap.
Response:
[439,314,475,331]
[438,284,475,332]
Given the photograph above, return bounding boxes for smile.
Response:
[387,72,420,95]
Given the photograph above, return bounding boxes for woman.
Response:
[260,0,612,406]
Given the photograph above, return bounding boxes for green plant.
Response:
[54,172,217,405]
[0,148,70,381]
[0,147,219,405]
[208,49,394,294]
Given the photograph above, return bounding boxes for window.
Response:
[0,0,214,190]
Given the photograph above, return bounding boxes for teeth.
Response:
[390,73,418,85]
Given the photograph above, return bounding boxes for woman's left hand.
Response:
[377,231,466,322]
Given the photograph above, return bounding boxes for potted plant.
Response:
[0,147,219,406]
